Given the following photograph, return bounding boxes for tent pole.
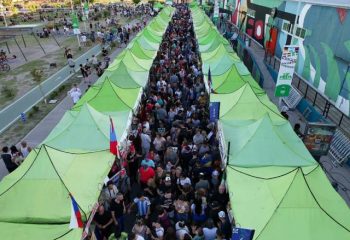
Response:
[226,141,230,166]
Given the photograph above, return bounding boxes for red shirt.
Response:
[139,167,155,184]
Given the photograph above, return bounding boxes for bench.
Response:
[329,129,350,165]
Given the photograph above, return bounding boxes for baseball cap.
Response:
[218,211,226,218]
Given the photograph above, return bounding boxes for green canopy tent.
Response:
[191,5,350,240]
[210,83,284,123]
[226,166,350,240]
[107,49,152,72]
[0,223,82,240]
[204,64,264,94]
[153,2,164,11]
[220,114,316,168]
[0,145,113,223]
[127,40,156,59]
[73,78,142,112]
[44,104,131,152]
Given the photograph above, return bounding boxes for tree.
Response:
[2,0,12,7]
[133,0,141,5]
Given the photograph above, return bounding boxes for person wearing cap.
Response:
[217,211,232,239]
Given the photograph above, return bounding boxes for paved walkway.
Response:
[247,41,350,206]
[0,18,146,181]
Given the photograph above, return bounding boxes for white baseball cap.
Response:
[218,211,226,218]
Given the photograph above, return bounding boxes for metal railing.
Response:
[265,53,350,136]
[226,21,350,137]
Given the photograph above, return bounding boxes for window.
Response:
[282,20,306,39]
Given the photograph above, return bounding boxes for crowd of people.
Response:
[1,141,32,173]
[93,5,233,240]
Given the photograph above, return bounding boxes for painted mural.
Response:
[228,0,350,116]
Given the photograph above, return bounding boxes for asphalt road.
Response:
[0,44,102,135]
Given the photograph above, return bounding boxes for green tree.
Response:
[133,0,141,5]
[2,0,12,7]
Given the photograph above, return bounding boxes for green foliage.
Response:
[30,69,44,83]
[1,85,16,99]
[32,106,39,112]
[133,0,141,5]
[2,0,12,7]
[110,41,117,48]
[103,9,110,18]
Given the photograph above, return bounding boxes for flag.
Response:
[110,117,119,157]
[69,194,83,229]
[208,67,216,94]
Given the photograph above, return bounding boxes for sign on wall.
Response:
[214,0,219,18]
[275,45,299,97]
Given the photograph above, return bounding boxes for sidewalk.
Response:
[247,41,350,206]
[0,18,146,181]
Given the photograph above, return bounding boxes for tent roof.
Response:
[108,49,152,72]
[44,104,131,151]
[201,46,241,76]
[206,64,264,94]
[127,40,156,59]
[210,84,284,123]
[226,166,350,240]
[73,78,141,111]
[107,62,149,87]
[221,114,316,167]
[0,222,82,240]
[0,145,112,223]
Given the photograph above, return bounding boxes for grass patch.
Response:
[0,74,82,147]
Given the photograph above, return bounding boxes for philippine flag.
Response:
[110,117,119,157]
[69,194,83,229]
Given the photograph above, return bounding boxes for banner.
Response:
[232,228,255,240]
[84,1,89,16]
[214,0,219,18]
[209,102,220,122]
[71,12,80,35]
[217,121,227,168]
[81,203,99,240]
[303,122,337,157]
[275,45,299,97]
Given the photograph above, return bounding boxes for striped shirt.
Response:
[134,197,151,216]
